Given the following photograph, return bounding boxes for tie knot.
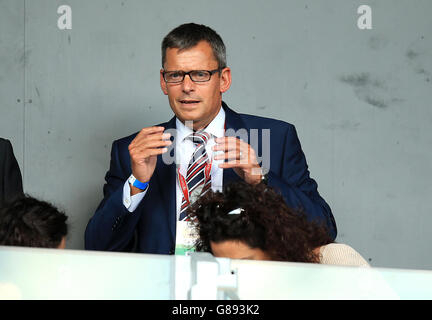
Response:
[186,131,211,146]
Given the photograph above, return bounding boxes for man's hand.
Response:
[128,126,171,195]
[212,137,262,185]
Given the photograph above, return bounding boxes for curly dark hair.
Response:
[188,181,332,263]
[0,195,68,248]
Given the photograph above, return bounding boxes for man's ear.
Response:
[219,67,232,93]
[160,69,168,95]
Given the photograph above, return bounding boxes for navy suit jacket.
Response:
[85,102,336,254]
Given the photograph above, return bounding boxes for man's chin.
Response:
[177,115,208,130]
[174,107,201,120]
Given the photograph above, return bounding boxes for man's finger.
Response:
[131,130,170,147]
[218,161,246,169]
[137,126,165,137]
[214,150,242,161]
[130,139,172,155]
[212,137,244,152]
[135,147,169,162]
[132,126,165,142]
[143,137,172,149]
[148,147,168,156]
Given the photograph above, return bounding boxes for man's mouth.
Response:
[179,99,200,105]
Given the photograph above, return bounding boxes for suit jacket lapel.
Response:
[222,101,248,186]
[154,116,177,244]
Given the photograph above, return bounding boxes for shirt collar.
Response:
[175,106,226,142]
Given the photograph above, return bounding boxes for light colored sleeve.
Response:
[319,243,370,267]
[122,180,148,212]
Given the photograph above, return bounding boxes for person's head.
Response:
[160,23,232,130]
[0,195,68,249]
[188,181,332,262]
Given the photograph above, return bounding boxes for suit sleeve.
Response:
[1,140,23,204]
[266,125,337,240]
[84,140,142,251]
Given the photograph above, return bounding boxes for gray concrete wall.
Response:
[1,0,431,270]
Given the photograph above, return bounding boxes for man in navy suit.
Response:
[85,23,336,254]
[0,138,23,207]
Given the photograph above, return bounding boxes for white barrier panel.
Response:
[1,246,432,299]
[0,246,173,299]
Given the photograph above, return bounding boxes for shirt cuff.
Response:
[123,180,147,212]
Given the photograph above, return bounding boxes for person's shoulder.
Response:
[322,243,364,256]
[320,243,370,267]
[112,119,174,147]
[113,131,139,147]
[322,243,355,252]
[238,112,295,130]
[0,138,12,152]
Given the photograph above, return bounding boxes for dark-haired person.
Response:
[0,195,68,249]
[0,138,23,207]
[188,181,369,267]
[85,23,336,255]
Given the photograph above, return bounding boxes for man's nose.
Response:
[181,74,195,93]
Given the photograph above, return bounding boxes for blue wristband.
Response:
[128,174,149,190]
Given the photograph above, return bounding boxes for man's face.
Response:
[160,41,231,130]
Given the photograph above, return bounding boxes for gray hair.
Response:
[161,23,227,69]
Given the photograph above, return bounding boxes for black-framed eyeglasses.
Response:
[162,69,220,83]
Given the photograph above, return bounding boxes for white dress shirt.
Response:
[123,107,226,219]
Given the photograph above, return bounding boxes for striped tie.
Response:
[179,131,212,221]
